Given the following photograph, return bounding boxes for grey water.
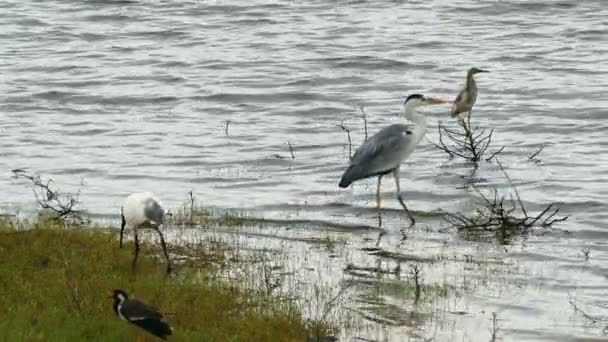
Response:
[1,0,607,341]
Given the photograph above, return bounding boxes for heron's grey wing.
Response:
[350,124,415,176]
[122,299,163,320]
[143,198,164,226]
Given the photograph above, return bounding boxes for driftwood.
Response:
[442,159,568,243]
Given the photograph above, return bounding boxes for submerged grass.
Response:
[0,218,331,341]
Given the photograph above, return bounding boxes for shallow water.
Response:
[1,0,607,340]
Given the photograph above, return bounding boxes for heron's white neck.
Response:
[404,101,427,128]
[403,102,428,144]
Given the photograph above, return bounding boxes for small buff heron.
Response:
[339,94,448,226]
[450,67,489,119]
[120,192,171,274]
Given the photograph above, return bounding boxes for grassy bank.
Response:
[0,218,330,341]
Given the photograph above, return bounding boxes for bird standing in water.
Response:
[111,289,173,340]
[339,94,448,226]
[450,67,489,119]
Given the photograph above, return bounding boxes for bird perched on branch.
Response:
[120,192,171,274]
[111,289,173,340]
[339,94,448,226]
[450,67,489,119]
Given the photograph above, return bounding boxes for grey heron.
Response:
[112,289,173,340]
[339,94,448,226]
[120,192,171,274]
[450,67,489,119]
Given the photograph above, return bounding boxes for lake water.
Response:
[1,0,607,341]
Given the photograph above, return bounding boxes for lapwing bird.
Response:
[339,94,448,226]
[450,67,489,119]
[112,289,173,340]
[120,192,171,274]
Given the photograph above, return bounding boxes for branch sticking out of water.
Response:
[568,293,601,324]
[224,120,231,136]
[336,121,353,161]
[433,112,504,165]
[441,159,568,244]
[287,141,295,159]
[188,190,195,223]
[528,145,544,164]
[490,312,499,342]
[11,169,88,224]
[410,264,422,304]
[359,105,368,141]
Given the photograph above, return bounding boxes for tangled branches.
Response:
[11,169,88,224]
[442,160,568,244]
[434,112,504,163]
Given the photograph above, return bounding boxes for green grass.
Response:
[0,218,330,341]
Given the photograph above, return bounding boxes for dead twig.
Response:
[434,114,504,164]
[11,169,88,224]
[528,145,544,160]
[359,105,368,141]
[410,264,422,304]
[490,312,499,342]
[568,293,601,323]
[441,160,568,243]
[485,146,505,162]
[287,141,295,160]
[224,120,231,136]
[496,159,527,217]
[337,121,353,160]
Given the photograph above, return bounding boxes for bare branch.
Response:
[337,121,353,160]
[568,293,600,323]
[11,169,88,224]
[224,120,231,136]
[434,114,503,165]
[529,145,544,160]
[287,141,295,160]
[496,159,527,217]
[359,105,368,141]
[486,146,505,162]
[442,162,568,243]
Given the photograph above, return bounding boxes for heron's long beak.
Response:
[478,69,489,73]
[426,97,449,105]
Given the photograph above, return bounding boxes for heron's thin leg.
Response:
[131,229,140,273]
[119,209,126,248]
[376,175,383,228]
[155,226,172,274]
[393,169,416,227]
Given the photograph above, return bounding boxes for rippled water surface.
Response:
[1,0,607,341]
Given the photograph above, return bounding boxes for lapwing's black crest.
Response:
[112,289,173,340]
